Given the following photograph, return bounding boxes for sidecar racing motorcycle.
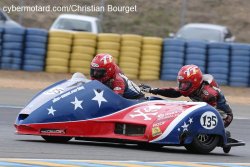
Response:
[15,73,245,154]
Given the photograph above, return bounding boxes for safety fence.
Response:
[0,27,250,87]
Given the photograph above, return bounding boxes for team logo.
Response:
[40,129,66,134]
[202,89,209,95]
[114,87,122,91]
[44,87,64,95]
[152,127,162,137]
[101,54,113,64]
[184,66,198,78]
[129,106,161,121]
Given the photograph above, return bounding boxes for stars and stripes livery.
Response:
[15,73,244,154]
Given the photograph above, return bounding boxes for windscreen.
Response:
[176,27,222,42]
[53,18,92,32]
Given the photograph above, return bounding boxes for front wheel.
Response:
[184,134,220,154]
[42,136,72,143]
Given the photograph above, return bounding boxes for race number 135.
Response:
[200,111,218,129]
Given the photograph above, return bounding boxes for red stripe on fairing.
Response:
[16,120,149,141]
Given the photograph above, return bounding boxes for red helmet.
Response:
[90,53,116,82]
[177,65,203,96]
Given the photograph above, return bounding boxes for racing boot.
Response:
[223,130,231,153]
[223,130,245,153]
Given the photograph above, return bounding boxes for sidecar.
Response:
[15,73,245,154]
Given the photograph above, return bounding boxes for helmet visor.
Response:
[90,68,106,79]
[178,81,192,91]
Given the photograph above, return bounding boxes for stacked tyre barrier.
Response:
[23,28,48,71]
[1,27,25,70]
[0,28,3,63]
[229,43,250,87]
[139,37,163,80]
[119,34,142,79]
[207,42,230,85]
[185,40,207,73]
[70,32,97,75]
[46,31,73,73]
[161,38,186,80]
[96,33,120,64]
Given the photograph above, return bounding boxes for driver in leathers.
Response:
[90,53,144,99]
[140,64,233,128]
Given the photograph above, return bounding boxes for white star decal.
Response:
[71,97,83,110]
[181,122,189,131]
[188,117,193,124]
[92,90,107,107]
[47,106,56,116]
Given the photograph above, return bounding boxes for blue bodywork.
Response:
[16,80,141,125]
[152,104,226,145]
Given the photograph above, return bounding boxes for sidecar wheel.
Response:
[42,136,72,143]
[185,134,219,154]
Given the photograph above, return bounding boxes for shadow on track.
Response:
[16,139,232,156]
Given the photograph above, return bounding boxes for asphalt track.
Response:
[0,88,250,166]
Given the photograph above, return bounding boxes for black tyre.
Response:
[42,136,72,143]
[184,134,220,154]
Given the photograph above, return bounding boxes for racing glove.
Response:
[223,113,233,128]
[139,84,158,94]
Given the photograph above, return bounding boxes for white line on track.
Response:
[0,105,23,109]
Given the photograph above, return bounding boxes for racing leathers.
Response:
[145,74,233,128]
[103,66,144,99]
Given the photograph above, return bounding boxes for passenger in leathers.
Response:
[140,64,233,128]
[90,53,144,99]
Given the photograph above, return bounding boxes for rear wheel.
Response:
[42,136,72,143]
[185,134,219,154]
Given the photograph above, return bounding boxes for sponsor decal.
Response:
[44,87,64,95]
[184,66,198,78]
[202,89,209,96]
[153,121,165,127]
[101,54,113,64]
[113,87,122,91]
[52,86,84,103]
[130,106,161,121]
[200,111,218,129]
[40,129,66,134]
[157,110,182,121]
[152,127,162,137]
